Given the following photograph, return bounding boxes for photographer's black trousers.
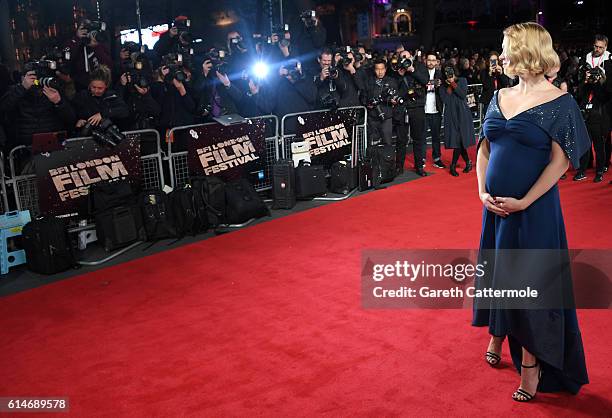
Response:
[368,117,393,145]
[396,108,426,170]
[579,120,609,175]
[425,112,443,161]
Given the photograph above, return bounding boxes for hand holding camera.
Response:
[87,112,103,126]
[42,86,61,104]
[172,78,187,96]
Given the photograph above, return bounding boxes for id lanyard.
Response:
[591,53,604,69]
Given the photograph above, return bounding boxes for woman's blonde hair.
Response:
[502,22,560,78]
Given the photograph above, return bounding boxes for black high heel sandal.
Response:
[512,362,541,402]
[485,336,505,367]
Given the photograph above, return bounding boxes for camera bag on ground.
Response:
[168,185,209,237]
[330,160,358,194]
[190,176,226,227]
[225,178,270,224]
[21,216,76,275]
[139,190,177,241]
[89,180,146,252]
[359,156,374,191]
[272,159,296,209]
[295,160,327,199]
[368,144,396,184]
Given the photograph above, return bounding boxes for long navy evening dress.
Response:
[472,90,590,394]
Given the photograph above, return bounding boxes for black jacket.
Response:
[116,84,161,130]
[257,76,317,119]
[195,74,239,121]
[395,63,429,110]
[0,85,77,146]
[152,81,198,130]
[72,89,130,125]
[480,69,511,109]
[362,74,399,121]
[578,76,610,129]
[336,69,361,108]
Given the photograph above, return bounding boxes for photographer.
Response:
[258,60,316,119]
[439,63,475,176]
[153,16,193,63]
[424,52,446,169]
[393,50,430,176]
[116,68,161,131]
[574,36,609,183]
[195,54,239,121]
[480,51,511,109]
[313,48,341,110]
[0,62,76,147]
[65,18,113,91]
[226,31,251,76]
[292,10,327,74]
[73,65,129,131]
[362,58,398,147]
[152,62,198,135]
[335,50,361,107]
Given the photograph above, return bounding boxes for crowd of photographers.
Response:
[0,13,610,181]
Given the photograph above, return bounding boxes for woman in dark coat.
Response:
[440,65,476,176]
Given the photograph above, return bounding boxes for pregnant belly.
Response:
[485,141,549,198]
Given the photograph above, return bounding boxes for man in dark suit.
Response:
[393,51,429,176]
[362,58,399,147]
[424,52,446,169]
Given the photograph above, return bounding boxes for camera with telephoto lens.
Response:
[24,60,63,91]
[162,53,188,82]
[229,35,246,52]
[205,49,229,74]
[81,118,125,147]
[367,97,386,120]
[44,47,72,75]
[126,63,149,90]
[285,60,304,80]
[82,20,108,43]
[173,18,193,45]
[301,10,317,28]
[336,47,353,67]
[383,86,404,106]
[352,48,364,63]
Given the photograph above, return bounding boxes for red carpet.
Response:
[1,152,611,417]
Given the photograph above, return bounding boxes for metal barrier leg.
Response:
[77,241,144,266]
[313,187,359,201]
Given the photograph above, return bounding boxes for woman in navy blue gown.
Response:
[472,22,590,402]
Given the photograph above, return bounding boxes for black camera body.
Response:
[81,20,108,43]
[173,19,193,45]
[301,10,317,28]
[81,118,125,147]
[162,54,188,83]
[24,60,63,91]
[45,47,72,75]
[580,63,604,84]
[285,61,304,81]
[444,66,455,79]
[369,84,404,120]
[205,49,229,74]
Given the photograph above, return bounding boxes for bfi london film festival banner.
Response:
[34,136,141,218]
[187,120,267,183]
[294,108,357,168]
